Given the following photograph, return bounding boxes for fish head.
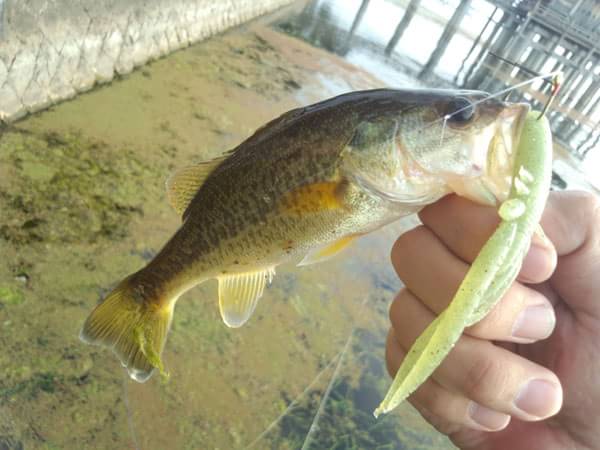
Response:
[342,89,530,207]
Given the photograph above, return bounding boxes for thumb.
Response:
[540,190,600,318]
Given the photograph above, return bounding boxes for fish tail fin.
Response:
[80,275,173,382]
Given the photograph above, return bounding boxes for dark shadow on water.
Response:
[266,327,439,450]
[275,0,427,87]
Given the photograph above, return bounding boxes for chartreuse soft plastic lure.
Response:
[374,110,554,417]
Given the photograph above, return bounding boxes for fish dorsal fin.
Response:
[298,235,360,266]
[217,268,276,328]
[166,152,231,217]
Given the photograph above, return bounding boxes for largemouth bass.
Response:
[80,88,528,382]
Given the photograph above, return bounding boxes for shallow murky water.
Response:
[1,1,597,449]
[0,4,456,449]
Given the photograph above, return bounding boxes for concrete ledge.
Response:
[0,0,293,121]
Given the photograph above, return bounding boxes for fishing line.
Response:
[300,329,354,450]
[244,295,370,449]
[413,70,562,135]
[243,351,342,449]
[469,71,561,109]
[300,294,370,450]
[487,52,543,78]
[122,371,141,450]
[438,115,448,149]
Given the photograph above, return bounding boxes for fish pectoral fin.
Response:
[218,268,275,328]
[298,235,361,266]
[166,151,233,217]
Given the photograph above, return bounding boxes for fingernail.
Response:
[514,379,562,419]
[520,245,553,282]
[468,402,511,431]
[512,304,555,341]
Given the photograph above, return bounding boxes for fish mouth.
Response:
[481,101,530,203]
[489,101,531,175]
[458,101,530,207]
[499,102,530,157]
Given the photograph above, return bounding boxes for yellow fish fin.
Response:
[218,267,276,328]
[80,275,173,382]
[279,181,345,216]
[298,235,361,266]
[166,152,231,217]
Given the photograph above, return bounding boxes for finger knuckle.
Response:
[467,302,505,336]
[582,193,600,232]
[574,190,600,214]
[467,284,533,337]
[528,287,552,308]
[463,355,500,401]
[466,317,495,338]
[559,191,600,225]
[420,389,451,419]
[391,226,428,276]
[388,289,409,324]
[384,332,399,377]
[466,302,508,339]
[410,389,463,435]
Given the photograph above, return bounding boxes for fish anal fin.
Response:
[166,152,231,217]
[279,181,346,216]
[298,234,361,266]
[218,268,275,328]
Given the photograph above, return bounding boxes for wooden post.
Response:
[461,11,505,87]
[454,6,497,84]
[466,14,518,89]
[384,0,422,56]
[418,0,472,80]
[344,0,371,52]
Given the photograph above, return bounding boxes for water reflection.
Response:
[1,21,460,449]
[1,2,598,450]
[278,0,424,87]
[276,0,599,191]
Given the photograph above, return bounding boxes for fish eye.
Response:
[445,97,474,124]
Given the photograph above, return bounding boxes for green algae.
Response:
[0,128,159,246]
[0,18,455,450]
[188,33,302,100]
[268,328,450,450]
[0,286,24,305]
[0,372,60,400]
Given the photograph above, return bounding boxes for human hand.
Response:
[386,191,600,450]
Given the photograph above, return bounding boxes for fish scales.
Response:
[80,88,529,381]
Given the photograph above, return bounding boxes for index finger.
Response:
[418,194,556,284]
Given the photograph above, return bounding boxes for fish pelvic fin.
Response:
[218,267,275,328]
[298,234,361,266]
[80,276,173,383]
